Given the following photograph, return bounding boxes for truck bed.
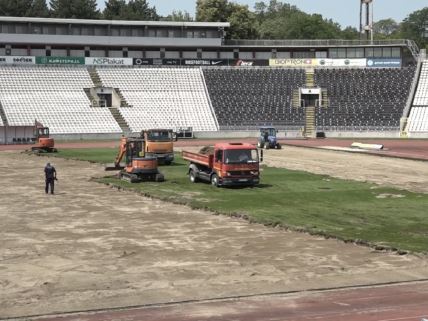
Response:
[182,150,213,168]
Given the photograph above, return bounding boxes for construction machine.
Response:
[140,129,175,165]
[105,136,164,183]
[257,126,281,150]
[31,121,57,153]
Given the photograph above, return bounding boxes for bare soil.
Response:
[1,149,428,318]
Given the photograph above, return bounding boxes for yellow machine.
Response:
[141,129,175,165]
[105,136,164,183]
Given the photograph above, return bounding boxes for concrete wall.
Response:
[322,131,401,138]
[4,130,423,144]
[51,133,123,141]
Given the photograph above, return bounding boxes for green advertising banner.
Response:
[36,56,85,65]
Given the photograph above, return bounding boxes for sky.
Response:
[97,0,427,28]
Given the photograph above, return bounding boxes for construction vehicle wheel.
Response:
[189,170,198,183]
[211,174,219,187]
[165,161,172,165]
[264,142,270,150]
[155,173,164,182]
[129,174,140,183]
[276,143,281,149]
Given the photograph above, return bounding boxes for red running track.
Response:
[1,138,427,161]
[14,281,428,321]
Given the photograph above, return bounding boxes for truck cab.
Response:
[182,143,261,187]
[141,129,175,165]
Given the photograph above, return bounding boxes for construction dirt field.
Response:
[1,144,428,318]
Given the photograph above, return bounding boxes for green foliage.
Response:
[196,0,229,22]
[0,0,32,16]
[103,0,158,20]
[54,148,428,253]
[26,0,49,17]
[373,18,399,38]
[162,10,193,22]
[103,0,127,20]
[50,0,100,19]
[399,7,428,48]
[227,4,258,39]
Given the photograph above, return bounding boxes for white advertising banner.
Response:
[85,57,133,66]
[316,59,367,67]
[0,56,36,65]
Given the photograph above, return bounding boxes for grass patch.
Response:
[55,148,428,254]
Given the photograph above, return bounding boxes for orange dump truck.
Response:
[182,143,261,187]
[141,129,175,165]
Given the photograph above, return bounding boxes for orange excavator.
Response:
[105,136,164,183]
[31,121,57,153]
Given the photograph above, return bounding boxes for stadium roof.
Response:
[0,16,230,28]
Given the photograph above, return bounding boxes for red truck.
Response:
[182,143,261,187]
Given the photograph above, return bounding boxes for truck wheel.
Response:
[264,142,270,150]
[155,173,164,182]
[189,170,198,183]
[211,174,219,187]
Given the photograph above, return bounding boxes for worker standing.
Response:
[44,162,57,194]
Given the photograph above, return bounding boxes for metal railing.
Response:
[225,39,411,47]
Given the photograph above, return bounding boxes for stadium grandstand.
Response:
[0,16,427,143]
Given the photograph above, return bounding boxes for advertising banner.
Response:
[163,59,181,66]
[316,58,367,67]
[0,56,35,65]
[269,58,367,68]
[133,58,153,65]
[36,56,84,65]
[269,58,316,67]
[366,58,401,68]
[232,59,269,67]
[85,57,133,66]
[182,59,228,66]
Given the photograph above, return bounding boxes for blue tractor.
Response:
[257,127,281,149]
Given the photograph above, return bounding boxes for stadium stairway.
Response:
[306,69,315,87]
[108,107,131,134]
[321,89,329,108]
[0,100,9,126]
[292,89,301,108]
[83,88,99,107]
[305,106,316,137]
[87,67,102,87]
[115,88,130,107]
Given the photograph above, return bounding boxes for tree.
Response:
[26,0,49,17]
[50,0,100,19]
[341,26,359,40]
[103,0,127,20]
[162,10,193,22]
[373,18,399,39]
[0,0,32,16]
[196,0,229,22]
[400,7,428,48]
[126,0,158,20]
[227,3,258,39]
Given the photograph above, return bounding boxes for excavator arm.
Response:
[105,136,128,171]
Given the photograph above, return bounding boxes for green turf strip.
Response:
[53,148,428,254]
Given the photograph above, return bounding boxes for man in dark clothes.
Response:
[44,162,57,194]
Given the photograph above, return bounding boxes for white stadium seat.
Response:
[0,65,122,134]
[97,67,218,132]
[408,60,428,132]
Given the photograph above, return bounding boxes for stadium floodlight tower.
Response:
[359,0,374,41]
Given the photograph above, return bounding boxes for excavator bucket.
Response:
[104,163,125,171]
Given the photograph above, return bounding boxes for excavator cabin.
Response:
[105,136,164,183]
